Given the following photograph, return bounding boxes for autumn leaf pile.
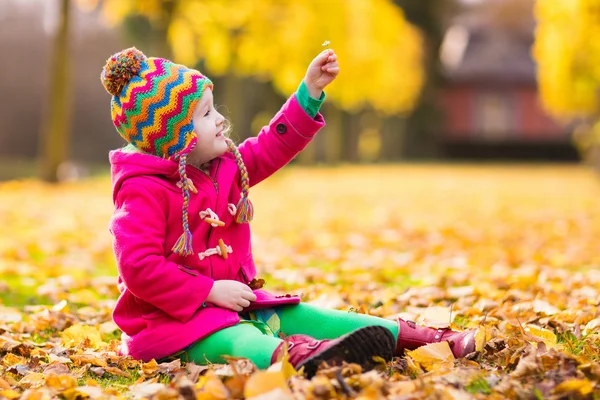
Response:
[1,165,600,399]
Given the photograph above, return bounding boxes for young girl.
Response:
[102,47,475,377]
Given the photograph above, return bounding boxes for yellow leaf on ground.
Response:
[0,377,11,390]
[553,379,595,396]
[267,342,298,380]
[45,374,77,391]
[17,372,45,389]
[60,324,104,349]
[474,327,486,352]
[141,359,158,376]
[196,371,229,400]
[244,370,294,399]
[103,366,131,378]
[525,325,557,346]
[69,353,108,368]
[0,389,21,399]
[583,318,600,335]
[1,353,27,367]
[407,341,455,371]
[63,386,105,400]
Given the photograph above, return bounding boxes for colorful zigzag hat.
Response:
[101,47,252,257]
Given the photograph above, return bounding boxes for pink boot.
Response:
[396,318,476,358]
[271,325,395,377]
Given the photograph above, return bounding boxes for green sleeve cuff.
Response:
[297,81,326,118]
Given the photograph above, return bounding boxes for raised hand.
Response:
[303,49,340,99]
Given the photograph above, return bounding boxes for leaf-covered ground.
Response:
[1,164,600,399]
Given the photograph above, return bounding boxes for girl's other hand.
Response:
[206,280,257,312]
[303,49,340,99]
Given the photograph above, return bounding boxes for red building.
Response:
[437,7,577,160]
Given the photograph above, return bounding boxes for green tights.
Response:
[184,303,399,369]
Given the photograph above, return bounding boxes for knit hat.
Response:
[101,47,253,257]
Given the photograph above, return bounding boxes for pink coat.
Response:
[109,95,325,361]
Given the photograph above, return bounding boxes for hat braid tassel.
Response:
[226,139,254,223]
[172,154,194,256]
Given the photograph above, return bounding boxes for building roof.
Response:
[440,1,537,84]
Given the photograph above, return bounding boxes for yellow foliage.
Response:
[95,0,424,115]
[534,0,600,117]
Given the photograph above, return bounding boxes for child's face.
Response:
[189,88,228,165]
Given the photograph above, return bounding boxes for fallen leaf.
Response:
[553,378,595,396]
[60,324,104,349]
[17,372,45,389]
[525,325,557,347]
[141,359,159,376]
[0,306,22,323]
[196,370,229,400]
[244,370,294,399]
[1,353,27,367]
[406,342,455,371]
[69,353,108,368]
[0,389,21,399]
[45,374,78,391]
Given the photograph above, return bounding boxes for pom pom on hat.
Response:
[101,47,147,96]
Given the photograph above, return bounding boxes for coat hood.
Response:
[109,150,180,203]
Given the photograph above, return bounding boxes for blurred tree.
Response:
[533,0,600,168]
[393,0,456,158]
[82,0,424,163]
[39,0,72,182]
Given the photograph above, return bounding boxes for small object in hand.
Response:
[322,40,330,47]
[204,217,225,227]
[218,239,228,259]
[248,278,265,290]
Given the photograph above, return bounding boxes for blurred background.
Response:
[0,0,597,182]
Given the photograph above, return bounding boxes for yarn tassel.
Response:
[172,230,193,256]
[227,138,254,224]
[235,196,254,223]
[172,152,194,256]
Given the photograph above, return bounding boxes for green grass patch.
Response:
[1,276,51,308]
[79,368,142,390]
[465,376,492,395]
[557,331,586,356]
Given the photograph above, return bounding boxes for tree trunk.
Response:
[222,75,247,140]
[380,116,407,161]
[322,104,343,164]
[393,0,456,158]
[342,111,361,162]
[38,0,71,182]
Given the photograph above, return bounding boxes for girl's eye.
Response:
[204,109,210,117]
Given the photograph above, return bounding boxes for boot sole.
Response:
[296,325,395,378]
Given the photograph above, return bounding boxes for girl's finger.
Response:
[327,67,340,74]
[242,291,257,301]
[321,61,339,71]
[239,299,250,308]
[317,49,334,62]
